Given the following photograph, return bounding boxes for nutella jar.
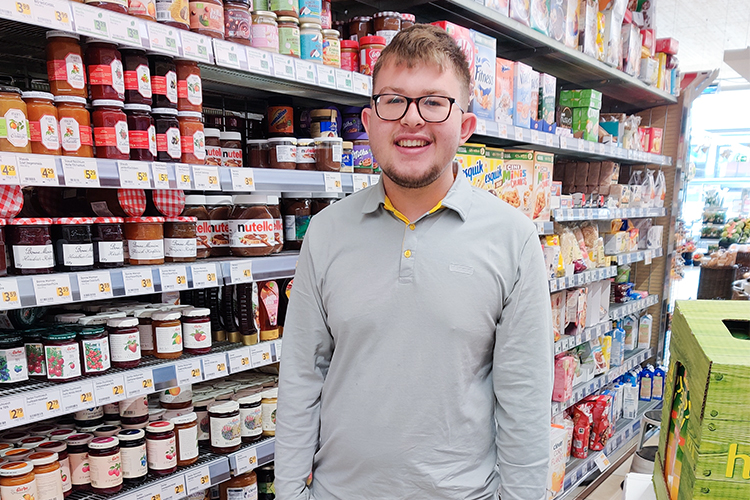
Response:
[204,128,222,165]
[316,137,342,171]
[268,137,296,169]
[228,195,276,257]
[206,195,232,257]
[373,11,400,45]
[296,139,315,170]
[247,139,269,168]
[281,193,311,251]
[220,131,243,167]
[183,195,211,259]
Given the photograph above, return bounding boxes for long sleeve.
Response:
[493,232,554,500]
[276,221,334,500]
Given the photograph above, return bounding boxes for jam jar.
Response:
[45,32,87,99]
[0,462,38,500]
[204,128,221,165]
[178,111,205,164]
[373,11,400,44]
[52,217,94,272]
[260,388,277,437]
[224,0,252,46]
[119,396,149,427]
[247,139,269,168]
[87,437,121,494]
[107,318,141,369]
[55,96,93,157]
[8,218,54,276]
[206,195,232,257]
[238,394,262,443]
[156,0,189,29]
[27,451,63,500]
[35,442,71,497]
[0,86,31,153]
[121,48,152,106]
[85,42,125,101]
[220,471,257,500]
[145,422,176,475]
[189,0,224,38]
[268,137,296,169]
[0,448,33,462]
[92,217,124,269]
[401,12,415,29]
[278,17,301,58]
[193,396,214,444]
[150,54,178,109]
[0,335,29,384]
[133,309,155,356]
[176,59,202,112]
[164,216,197,262]
[154,108,181,162]
[92,100,130,160]
[208,401,241,453]
[124,104,157,161]
[170,413,198,466]
[124,217,165,265]
[128,0,156,21]
[159,385,192,409]
[116,430,146,486]
[340,40,359,72]
[24,329,46,379]
[229,195,276,257]
[182,307,211,354]
[22,91,61,155]
[77,326,111,375]
[348,16,372,41]
[251,11,279,53]
[66,434,92,492]
[151,311,182,359]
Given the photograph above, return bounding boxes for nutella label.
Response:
[30,115,60,151]
[208,220,229,248]
[297,144,315,163]
[124,64,152,98]
[205,144,222,165]
[164,237,197,258]
[178,74,202,105]
[153,71,178,103]
[0,109,29,148]
[62,243,94,266]
[195,220,212,251]
[222,147,243,168]
[128,239,165,260]
[275,145,296,163]
[229,219,278,248]
[98,241,124,263]
[13,244,54,269]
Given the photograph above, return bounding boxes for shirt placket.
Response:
[399,221,418,283]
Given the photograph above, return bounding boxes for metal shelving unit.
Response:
[554,320,613,355]
[609,295,660,321]
[549,266,617,292]
[553,208,668,222]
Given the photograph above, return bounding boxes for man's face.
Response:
[362,61,476,189]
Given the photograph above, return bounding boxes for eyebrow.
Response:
[377,87,451,96]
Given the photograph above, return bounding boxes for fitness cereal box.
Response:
[456,143,487,189]
[470,30,497,120]
[495,58,514,124]
[500,150,534,218]
[513,61,533,129]
[532,152,554,221]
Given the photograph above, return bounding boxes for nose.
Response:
[400,99,425,127]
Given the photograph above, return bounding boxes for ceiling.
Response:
[655,0,750,84]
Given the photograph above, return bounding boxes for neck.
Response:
[382,165,456,222]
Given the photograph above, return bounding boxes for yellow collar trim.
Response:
[383,196,443,225]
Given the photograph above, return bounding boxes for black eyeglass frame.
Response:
[371,93,466,123]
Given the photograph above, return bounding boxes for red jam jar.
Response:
[7,218,54,275]
[150,54,178,109]
[66,433,93,492]
[107,317,141,369]
[43,331,82,382]
[124,104,156,161]
[145,421,176,476]
[121,48,152,106]
[87,437,122,494]
[85,42,125,101]
[77,325,111,375]
[181,307,211,354]
[92,100,130,160]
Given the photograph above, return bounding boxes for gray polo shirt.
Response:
[276,171,554,500]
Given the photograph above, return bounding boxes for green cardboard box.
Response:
[559,89,603,109]
[654,301,750,500]
[573,107,600,142]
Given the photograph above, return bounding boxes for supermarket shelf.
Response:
[552,207,667,222]
[551,348,653,417]
[473,120,672,166]
[609,295,660,321]
[0,253,298,311]
[0,339,282,431]
[549,266,616,292]
[0,152,379,193]
[536,221,554,235]
[610,247,664,266]
[554,320,613,355]
[228,438,276,476]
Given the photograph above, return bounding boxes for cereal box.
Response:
[532,152,554,221]
[563,0,579,48]
[456,143,487,189]
[431,21,475,82]
[501,150,534,218]
[495,58,514,124]
[530,0,550,36]
[470,30,497,121]
[572,107,600,142]
[548,0,565,43]
[513,61,533,129]
[530,70,540,130]
[484,147,504,195]
[548,424,568,499]
[509,0,530,25]
[484,0,509,16]
[539,73,557,133]
[578,0,597,57]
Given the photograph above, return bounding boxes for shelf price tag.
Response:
[250,343,273,368]
[213,39,244,70]
[295,59,317,84]
[61,157,99,187]
[0,152,18,185]
[185,466,212,494]
[118,161,151,188]
[352,72,371,96]
[78,270,113,301]
[645,249,652,265]
[587,141,596,153]
[274,338,282,360]
[324,172,343,193]
[0,278,21,310]
[160,476,186,500]
[135,484,162,500]
[94,374,126,405]
[317,65,336,89]
[108,11,141,47]
[229,167,255,191]
[370,174,380,186]
[272,54,296,80]
[597,143,606,154]
[125,368,155,397]
[72,3,110,39]
[335,69,353,92]
[61,381,96,412]
[352,174,369,192]
[246,47,272,75]
[545,133,555,147]
[175,164,192,189]
[147,22,180,56]
[152,162,171,189]
[181,31,213,63]
[32,0,72,30]
[12,0,32,21]
[175,358,203,385]
[227,346,251,374]
[123,268,155,296]
[234,446,259,475]
[559,136,568,149]
[25,389,62,420]
[0,396,27,427]
[576,139,586,152]
[192,165,221,191]
[594,452,611,472]
[229,260,253,284]
[191,263,218,289]
[161,265,188,292]
[33,275,73,305]
[497,124,508,138]
[17,154,59,186]
[202,353,228,380]
[530,130,539,143]
[475,120,487,136]
[514,127,524,142]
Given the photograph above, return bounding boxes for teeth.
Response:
[397,139,428,147]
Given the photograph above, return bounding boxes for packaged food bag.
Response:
[551,290,566,341]
[572,404,593,458]
[553,355,576,402]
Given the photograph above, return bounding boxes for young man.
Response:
[276,24,553,500]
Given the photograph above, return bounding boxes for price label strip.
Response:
[135,484,162,500]
[317,65,336,89]
[175,358,203,385]
[71,2,110,38]
[272,54,296,80]
[274,338,282,361]
[324,172,343,193]
[0,152,19,184]
[17,154,59,186]
[25,388,62,421]
[0,396,27,427]
[161,265,189,292]
[12,0,32,22]
[234,446,259,475]
[125,368,155,397]
[191,263,219,289]
[33,0,72,30]
[147,22,180,55]
[175,164,192,189]
[202,352,228,380]
[192,166,221,191]
[123,268,155,296]
[229,260,253,284]
[250,343,273,368]
[294,59,317,84]
[227,346,251,373]
[32,274,73,305]
[246,47,272,75]
[352,173,369,192]
[213,38,244,70]
[94,374,126,405]
[118,161,151,188]
[108,10,141,46]
[594,452,611,472]
[352,72,371,96]
[0,278,21,310]
[77,270,113,301]
[61,381,96,413]
[181,31,213,63]
[370,174,380,186]
[185,466,212,494]
[152,162,171,189]
[61,157,99,187]
[475,119,487,136]
[229,168,255,191]
[335,69,353,92]
[160,475,187,500]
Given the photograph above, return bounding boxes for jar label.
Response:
[119,395,148,417]
[0,347,28,383]
[221,147,243,168]
[47,53,86,89]
[35,468,64,500]
[138,324,154,351]
[25,341,46,376]
[110,331,141,362]
[120,443,147,479]
[0,109,29,148]
[183,320,211,349]
[81,336,111,373]
[205,144,222,166]
[94,123,130,155]
[164,237,197,258]
[0,478,39,500]
[341,152,353,172]
[30,115,61,151]
[60,456,72,492]
[156,0,188,24]
[275,144,296,163]
[146,434,177,471]
[160,385,192,403]
[177,424,199,460]
[284,214,309,242]
[195,221,213,251]
[299,0,320,19]
[269,0,297,13]
[97,241,124,263]
[13,244,54,269]
[59,117,82,152]
[300,31,322,61]
[197,410,210,440]
[267,106,293,135]
[89,451,122,489]
[279,25,301,58]
[322,38,340,67]
[360,46,382,75]
[89,64,116,87]
[128,0,155,17]
[189,1,224,34]
[155,325,182,354]
[258,481,275,495]
[124,64,152,98]
[46,342,82,380]
[297,144,315,163]
[251,23,278,51]
[209,220,230,248]
[69,451,89,486]
[332,144,342,162]
[261,401,277,432]
[148,125,157,157]
[62,242,94,267]
[178,74,203,106]
[209,414,241,448]
[311,120,336,138]
[341,50,358,72]
[153,71,178,103]
[157,127,181,159]
[376,29,398,45]
[226,484,258,500]
[181,131,206,160]
[128,239,165,260]
[129,129,150,150]
[225,9,252,41]
[240,406,262,437]
[228,219,277,248]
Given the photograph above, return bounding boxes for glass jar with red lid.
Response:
[150,54,178,109]
[124,104,156,161]
[52,217,95,272]
[340,40,359,72]
[87,437,122,494]
[86,42,125,102]
[55,96,94,157]
[176,59,202,112]
[107,317,140,369]
[154,108,181,162]
[66,433,92,492]
[92,100,130,160]
[7,218,54,275]
[121,48,152,106]
[124,217,165,265]
[178,111,205,164]
[182,307,211,354]
[92,217,124,269]
[144,421,176,476]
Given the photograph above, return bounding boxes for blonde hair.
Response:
[372,24,472,106]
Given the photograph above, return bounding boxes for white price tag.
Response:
[560,136,568,149]
[228,346,251,373]
[94,374,126,405]
[191,263,219,289]
[71,3,110,38]
[123,268,155,295]
[598,143,606,154]
[0,278,21,310]
[587,141,596,153]
[25,389,62,420]
[125,368,155,397]
[119,161,151,188]
[0,396,27,427]
[175,163,192,189]
[295,59,317,84]
[11,0,33,22]
[192,165,221,191]
[594,452,611,472]
[352,173,369,192]
[176,359,203,385]
[324,172,343,192]
[17,154,59,186]
[370,174,380,185]
[645,250,652,265]
[352,72,371,95]
[152,162,171,189]
[475,119,487,136]
[160,476,187,500]
[0,0,16,19]
[272,54,296,80]
[577,139,586,152]
[147,22,180,55]
[135,484,162,500]
[274,338,282,360]
[61,381,96,412]
[181,31,213,63]
[335,69,353,91]
[234,446,259,475]
[161,265,189,292]
[214,38,244,69]
[33,0,72,30]
[108,11,142,46]
[250,343,273,367]
[33,275,73,305]
[202,353,228,380]
[0,152,18,185]
[530,130,539,143]
[514,127,524,141]
[246,47,272,75]
[318,65,336,89]
[229,168,255,191]
[498,124,508,138]
[62,157,99,187]
[78,270,113,301]
[229,260,253,284]
[185,466,212,494]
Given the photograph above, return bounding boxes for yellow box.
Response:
[484,147,504,196]
[501,149,534,218]
[532,151,554,221]
[456,143,487,189]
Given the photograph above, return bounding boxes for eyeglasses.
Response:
[371,93,464,123]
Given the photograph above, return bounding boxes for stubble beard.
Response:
[380,159,452,189]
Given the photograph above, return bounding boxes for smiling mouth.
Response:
[396,139,430,147]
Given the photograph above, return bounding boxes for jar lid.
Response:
[301,22,321,30]
[0,86,21,95]
[55,313,86,324]
[29,424,57,436]
[0,448,32,459]
[117,429,145,441]
[170,412,197,425]
[151,310,181,321]
[282,192,312,198]
[268,137,297,144]
[351,15,371,21]
[93,425,121,436]
[66,433,94,446]
[153,107,179,116]
[35,441,66,454]
[205,195,233,205]
[401,13,416,21]
[341,40,359,48]
[152,189,186,218]
[148,408,166,421]
[220,131,242,141]
[20,436,47,447]
[322,29,340,37]
[77,315,108,326]
[117,189,147,217]
[42,330,77,341]
[52,217,95,225]
[204,128,221,138]
[233,194,268,205]
[124,216,165,223]
[246,139,268,144]
[88,436,118,450]
[77,425,100,434]
[238,393,262,405]
[192,396,215,408]
[210,400,239,413]
[48,429,75,441]
[146,421,174,432]
[107,317,139,328]
[0,461,33,476]
[22,91,54,101]
[184,195,207,205]
[182,307,210,317]
[7,217,53,225]
[46,30,81,40]
[278,16,299,23]
[165,216,197,223]
[124,103,152,112]
[319,137,343,143]
[342,141,353,148]
[178,111,203,119]
[253,10,277,18]
[360,35,386,46]
[92,99,124,108]
[134,309,156,319]
[92,217,125,224]
[373,11,400,17]
[28,451,58,466]
[311,109,336,118]
[261,388,278,398]
[54,95,87,105]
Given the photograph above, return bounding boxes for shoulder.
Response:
[468,186,538,239]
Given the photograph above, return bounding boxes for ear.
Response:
[362,106,372,135]
[459,112,477,145]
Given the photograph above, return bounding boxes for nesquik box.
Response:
[484,147,505,196]
[456,143,488,189]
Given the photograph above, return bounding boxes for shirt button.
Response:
[404,250,412,258]
[408,224,415,231]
